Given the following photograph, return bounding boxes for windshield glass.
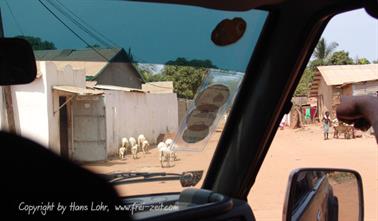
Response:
[0,0,268,195]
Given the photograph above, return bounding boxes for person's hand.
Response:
[336,96,378,138]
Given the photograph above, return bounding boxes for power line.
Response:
[38,0,110,61]
[55,0,119,48]
[39,0,152,83]
[49,0,112,48]
[4,0,24,35]
[54,0,147,64]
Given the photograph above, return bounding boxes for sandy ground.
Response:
[84,125,377,220]
[331,179,360,221]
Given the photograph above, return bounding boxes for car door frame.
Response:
[199,0,365,200]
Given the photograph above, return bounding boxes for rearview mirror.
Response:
[283,168,363,221]
[179,170,203,187]
[0,38,37,85]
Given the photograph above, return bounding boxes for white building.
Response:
[1,61,178,162]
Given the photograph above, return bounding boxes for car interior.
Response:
[2,0,377,219]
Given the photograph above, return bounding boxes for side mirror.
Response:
[0,38,37,85]
[283,168,364,221]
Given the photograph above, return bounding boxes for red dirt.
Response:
[84,125,378,220]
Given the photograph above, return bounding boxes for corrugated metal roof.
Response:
[142,81,174,93]
[53,85,104,95]
[34,48,143,81]
[318,64,378,86]
[94,84,145,93]
[34,48,123,62]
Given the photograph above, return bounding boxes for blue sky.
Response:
[0,0,267,71]
[1,1,377,67]
[321,9,378,62]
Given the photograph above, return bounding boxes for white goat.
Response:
[158,141,174,168]
[131,144,138,159]
[129,137,137,147]
[141,140,150,154]
[165,138,173,148]
[137,134,147,153]
[165,138,176,161]
[122,137,129,148]
[129,137,138,159]
[119,137,129,159]
[119,146,126,159]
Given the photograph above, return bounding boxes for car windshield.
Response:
[0,0,268,195]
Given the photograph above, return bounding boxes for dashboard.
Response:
[122,188,256,221]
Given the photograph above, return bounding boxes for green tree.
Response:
[294,68,314,96]
[162,65,206,99]
[141,71,166,82]
[134,64,166,82]
[355,57,370,64]
[16,35,56,50]
[310,38,338,69]
[373,60,378,64]
[329,50,354,65]
[161,58,217,99]
[166,57,217,69]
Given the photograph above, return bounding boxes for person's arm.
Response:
[336,96,378,143]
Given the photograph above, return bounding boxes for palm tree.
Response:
[312,38,339,65]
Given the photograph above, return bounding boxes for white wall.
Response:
[10,61,86,154]
[47,63,86,154]
[11,76,49,147]
[104,90,178,156]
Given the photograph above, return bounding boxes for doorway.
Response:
[72,95,106,162]
[59,96,69,158]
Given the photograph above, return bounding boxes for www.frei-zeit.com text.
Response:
[18,201,178,215]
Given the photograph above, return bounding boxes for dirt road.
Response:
[84,125,377,220]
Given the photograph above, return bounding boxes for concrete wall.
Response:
[104,91,178,156]
[10,62,86,154]
[11,74,48,147]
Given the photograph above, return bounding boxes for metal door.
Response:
[72,95,106,162]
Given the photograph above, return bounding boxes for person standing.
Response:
[322,111,331,140]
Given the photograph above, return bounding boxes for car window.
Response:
[249,9,378,221]
[0,0,268,195]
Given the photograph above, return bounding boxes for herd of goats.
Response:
[118,134,177,167]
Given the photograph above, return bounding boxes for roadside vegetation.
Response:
[294,38,376,97]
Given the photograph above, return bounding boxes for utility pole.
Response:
[0,9,17,133]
